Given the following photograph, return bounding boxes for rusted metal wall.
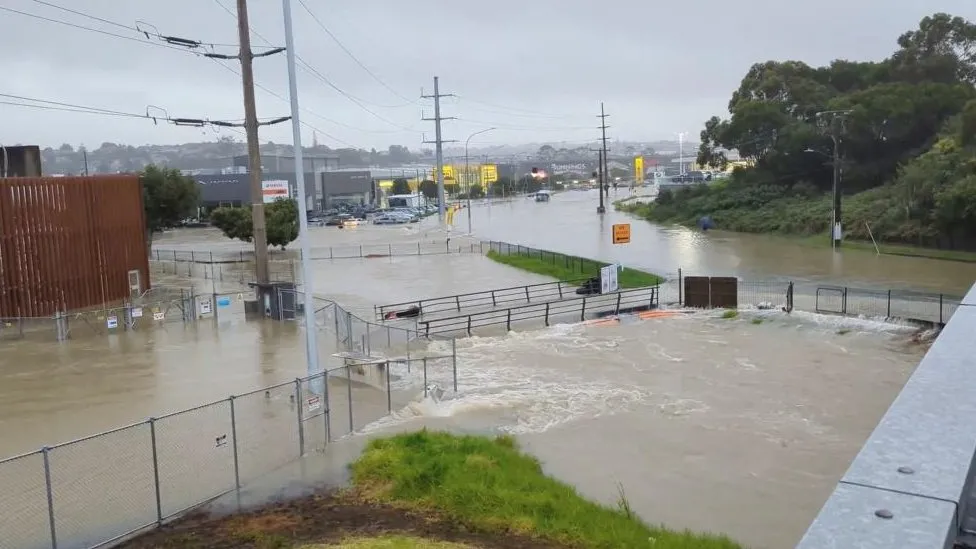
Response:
[0,175,150,317]
[709,277,739,308]
[683,276,711,308]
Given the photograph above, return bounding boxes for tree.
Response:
[140,165,199,248]
[210,198,299,250]
[390,177,411,195]
[419,179,438,200]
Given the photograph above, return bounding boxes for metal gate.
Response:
[709,277,739,308]
[684,276,711,308]
[815,287,847,315]
[299,372,330,453]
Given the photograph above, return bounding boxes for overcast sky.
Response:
[0,0,969,151]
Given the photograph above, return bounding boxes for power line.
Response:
[0,5,200,54]
[295,0,417,105]
[0,92,287,129]
[211,0,418,131]
[24,0,275,50]
[456,95,581,119]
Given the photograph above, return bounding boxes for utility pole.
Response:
[235,0,270,284]
[422,77,456,225]
[592,147,605,213]
[816,110,852,249]
[598,102,610,213]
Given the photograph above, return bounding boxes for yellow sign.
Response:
[634,156,644,183]
[480,164,498,184]
[440,165,455,181]
[612,223,631,244]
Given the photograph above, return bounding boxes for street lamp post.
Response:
[464,127,495,234]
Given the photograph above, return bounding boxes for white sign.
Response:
[153,311,165,321]
[600,265,619,294]
[262,179,290,204]
[106,316,118,329]
[131,307,143,318]
[307,396,321,412]
[199,300,212,315]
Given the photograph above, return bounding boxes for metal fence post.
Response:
[42,447,57,549]
[940,294,944,325]
[295,379,305,457]
[423,357,429,397]
[149,418,163,524]
[345,365,354,434]
[228,397,241,490]
[385,361,393,412]
[678,268,683,305]
[842,287,849,315]
[452,338,458,392]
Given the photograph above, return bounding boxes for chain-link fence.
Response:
[0,354,457,549]
[152,240,486,264]
[486,241,961,326]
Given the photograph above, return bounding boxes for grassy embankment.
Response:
[125,431,742,549]
[616,185,976,263]
[485,250,663,288]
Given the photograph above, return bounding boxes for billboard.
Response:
[480,164,499,184]
[634,156,644,183]
[262,179,290,203]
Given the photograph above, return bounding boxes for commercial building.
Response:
[194,170,375,211]
[319,170,374,208]
[231,153,339,173]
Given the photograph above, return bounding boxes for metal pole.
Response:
[452,337,458,392]
[149,418,163,524]
[434,77,447,223]
[228,398,241,490]
[346,365,354,434]
[282,0,321,391]
[464,127,494,235]
[42,447,57,549]
[831,132,842,249]
[295,379,305,456]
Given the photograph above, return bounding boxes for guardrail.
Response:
[419,285,660,336]
[810,284,958,325]
[796,290,976,548]
[374,278,589,320]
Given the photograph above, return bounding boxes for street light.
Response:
[464,127,495,234]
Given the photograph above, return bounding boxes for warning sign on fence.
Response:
[307,396,321,412]
[153,311,165,321]
[106,316,118,329]
[132,307,143,318]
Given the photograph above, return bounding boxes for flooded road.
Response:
[469,189,976,294]
[0,221,939,549]
[367,309,922,549]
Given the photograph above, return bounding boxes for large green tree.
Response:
[210,198,299,250]
[140,165,199,247]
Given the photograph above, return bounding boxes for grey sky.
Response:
[0,0,969,150]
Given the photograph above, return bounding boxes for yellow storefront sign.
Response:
[634,156,644,183]
[480,164,498,184]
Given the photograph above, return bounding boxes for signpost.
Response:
[600,264,619,294]
[612,223,631,244]
[261,179,290,203]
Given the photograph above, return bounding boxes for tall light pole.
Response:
[281,0,320,388]
[676,132,687,176]
[464,127,495,234]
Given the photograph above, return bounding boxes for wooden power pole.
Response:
[236,0,269,284]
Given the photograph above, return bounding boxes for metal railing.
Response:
[375,278,589,320]
[152,241,486,264]
[419,286,660,336]
[797,290,976,548]
[485,240,612,277]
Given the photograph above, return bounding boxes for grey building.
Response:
[195,170,375,211]
[195,172,317,210]
[232,153,339,173]
[319,171,374,208]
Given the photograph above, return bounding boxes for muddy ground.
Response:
[118,489,570,549]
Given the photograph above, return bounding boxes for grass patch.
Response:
[486,250,663,288]
[350,430,742,549]
[751,318,763,325]
[305,536,477,548]
[720,310,739,319]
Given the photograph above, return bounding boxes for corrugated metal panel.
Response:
[0,175,149,316]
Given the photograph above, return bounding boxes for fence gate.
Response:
[300,374,330,453]
[683,276,711,308]
[710,277,739,308]
[816,287,847,315]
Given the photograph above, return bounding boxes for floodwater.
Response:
[0,216,944,549]
[470,189,976,294]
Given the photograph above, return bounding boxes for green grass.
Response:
[485,250,663,288]
[349,431,743,549]
[721,310,739,319]
[305,536,475,548]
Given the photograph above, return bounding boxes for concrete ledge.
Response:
[798,290,976,548]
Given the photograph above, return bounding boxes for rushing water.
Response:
[0,210,957,549]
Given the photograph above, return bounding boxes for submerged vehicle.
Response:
[535,190,551,202]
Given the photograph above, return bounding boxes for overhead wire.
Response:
[295,0,417,106]
[210,0,418,133]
